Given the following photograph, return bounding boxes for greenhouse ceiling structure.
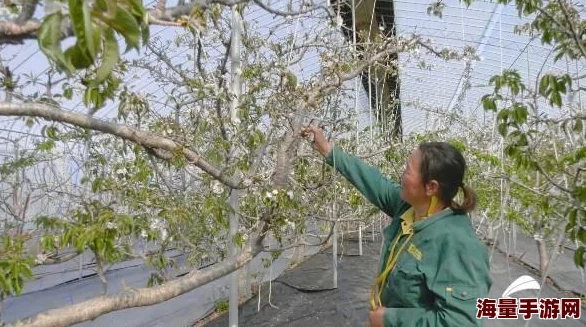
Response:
[0,0,580,145]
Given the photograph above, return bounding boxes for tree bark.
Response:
[6,233,264,327]
[0,102,242,189]
[0,0,235,44]
[536,236,549,276]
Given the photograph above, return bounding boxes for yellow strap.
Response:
[368,196,439,311]
[369,232,413,310]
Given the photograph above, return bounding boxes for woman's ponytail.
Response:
[451,184,477,214]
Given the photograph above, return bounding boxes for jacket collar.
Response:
[400,207,453,234]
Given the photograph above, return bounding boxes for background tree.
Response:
[0,1,477,326]
[474,0,586,271]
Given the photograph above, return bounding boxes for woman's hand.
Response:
[368,307,385,327]
[300,124,332,157]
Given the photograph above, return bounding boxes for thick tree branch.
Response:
[15,0,39,24]
[7,231,265,327]
[534,162,572,194]
[0,102,243,189]
[555,0,586,58]
[155,0,167,15]
[215,38,231,142]
[0,0,323,44]
[37,252,79,265]
[0,20,40,43]
[304,37,419,107]
[251,0,331,18]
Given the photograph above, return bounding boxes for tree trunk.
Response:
[291,233,306,266]
[6,235,264,327]
[534,221,549,276]
[536,237,549,276]
[238,264,251,301]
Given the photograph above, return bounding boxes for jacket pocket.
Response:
[449,285,481,302]
[386,264,428,307]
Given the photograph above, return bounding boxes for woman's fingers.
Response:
[300,124,331,156]
[300,124,319,137]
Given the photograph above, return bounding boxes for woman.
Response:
[301,125,492,327]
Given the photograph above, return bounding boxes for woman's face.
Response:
[400,149,429,206]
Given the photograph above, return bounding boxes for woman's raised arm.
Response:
[300,125,406,217]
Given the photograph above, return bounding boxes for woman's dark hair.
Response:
[418,142,477,214]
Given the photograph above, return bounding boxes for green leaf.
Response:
[234,233,244,248]
[542,29,552,45]
[95,0,109,11]
[510,83,520,96]
[579,228,586,245]
[89,30,120,86]
[63,85,73,100]
[551,92,562,108]
[128,0,147,18]
[36,140,55,151]
[38,13,74,74]
[574,246,585,268]
[539,76,550,95]
[481,94,496,111]
[573,187,586,202]
[141,25,150,50]
[512,104,528,125]
[41,235,55,250]
[497,109,509,122]
[108,8,141,52]
[74,235,86,252]
[574,119,583,133]
[47,126,58,139]
[91,178,103,192]
[69,0,95,60]
[65,43,93,69]
[556,80,566,93]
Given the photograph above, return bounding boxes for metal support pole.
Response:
[332,220,338,288]
[229,6,242,327]
[359,222,363,256]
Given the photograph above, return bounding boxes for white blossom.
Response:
[287,190,294,199]
[149,218,162,230]
[149,218,169,241]
[106,222,116,229]
[35,253,48,265]
[335,15,343,28]
[212,181,223,194]
[242,178,252,187]
[285,219,295,229]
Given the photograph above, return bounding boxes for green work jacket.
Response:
[325,147,492,326]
